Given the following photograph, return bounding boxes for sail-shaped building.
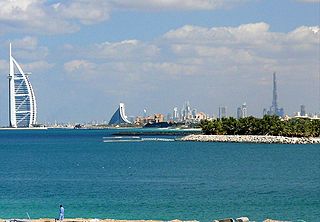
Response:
[8,43,37,128]
[108,103,131,125]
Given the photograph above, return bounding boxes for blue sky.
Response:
[0,0,319,125]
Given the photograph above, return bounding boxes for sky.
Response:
[0,0,319,125]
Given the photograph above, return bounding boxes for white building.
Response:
[237,103,247,119]
[8,44,37,128]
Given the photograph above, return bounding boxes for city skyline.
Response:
[0,0,319,125]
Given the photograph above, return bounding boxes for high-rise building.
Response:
[263,108,267,116]
[237,103,247,119]
[166,113,172,121]
[237,107,242,119]
[271,72,278,114]
[8,43,37,128]
[173,107,178,120]
[241,103,247,118]
[267,72,284,117]
[192,109,197,118]
[300,105,306,116]
[181,101,192,120]
[218,106,227,119]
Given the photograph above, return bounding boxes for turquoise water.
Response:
[0,129,319,222]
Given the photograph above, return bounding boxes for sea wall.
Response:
[180,134,320,144]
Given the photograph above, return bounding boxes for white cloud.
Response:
[163,22,274,45]
[23,60,54,72]
[10,36,38,50]
[296,0,320,2]
[0,0,250,35]
[7,36,49,61]
[0,37,52,75]
[64,22,319,76]
[287,26,320,43]
[0,0,111,34]
[92,40,161,60]
[0,0,78,34]
[112,0,246,10]
[164,23,319,59]
[62,39,161,65]
[53,0,111,25]
[0,58,52,79]
[64,59,97,73]
[62,23,319,115]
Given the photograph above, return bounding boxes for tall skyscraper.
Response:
[181,101,192,120]
[271,72,278,114]
[237,107,242,119]
[143,109,147,117]
[218,106,227,119]
[173,107,178,121]
[237,103,247,119]
[241,103,247,118]
[300,105,306,116]
[267,72,284,117]
[8,43,37,128]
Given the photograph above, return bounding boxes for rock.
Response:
[212,219,235,222]
[263,219,291,222]
[180,134,320,144]
[236,217,249,222]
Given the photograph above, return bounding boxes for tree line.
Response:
[200,115,320,137]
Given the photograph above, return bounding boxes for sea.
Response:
[0,128,319,222]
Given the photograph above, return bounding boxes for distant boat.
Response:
[143,121,173,128]
[103,136,142,142]
[141,138,175,142]
[102,136,176,142]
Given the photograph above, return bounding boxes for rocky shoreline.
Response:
[180,134,320,144]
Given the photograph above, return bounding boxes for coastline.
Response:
[0,218,288,222]
[0,219,196,222]
[180,134,320,144]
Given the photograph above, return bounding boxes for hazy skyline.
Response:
[0,0,319,125]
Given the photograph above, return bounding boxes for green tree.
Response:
[221,117,238,135]
[199,115,320,137]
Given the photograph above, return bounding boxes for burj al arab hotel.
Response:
[8,43,37,128]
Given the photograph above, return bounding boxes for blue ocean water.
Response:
[0,129,319,222]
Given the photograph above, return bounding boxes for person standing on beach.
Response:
[59,205,64,221]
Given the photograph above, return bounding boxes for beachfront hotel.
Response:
[8,43,37,128]
[108,103,131,125]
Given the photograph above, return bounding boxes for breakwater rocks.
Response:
[180,134,320,144]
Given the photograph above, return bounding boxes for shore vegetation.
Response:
[200,115,320,137]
